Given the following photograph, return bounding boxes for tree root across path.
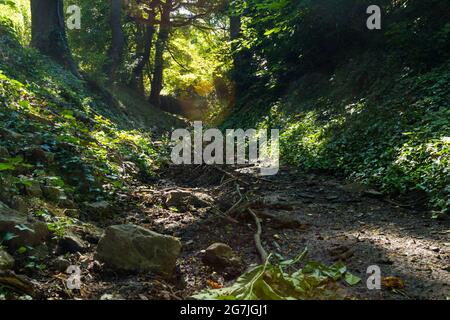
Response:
[247,208,268,263]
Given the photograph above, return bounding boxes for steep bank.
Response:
[224,50,449,218]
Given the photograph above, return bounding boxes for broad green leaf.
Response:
[344,272,361,286]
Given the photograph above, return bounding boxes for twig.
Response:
[224,184,245,216]
[210,206,239,224]
[216,177,236,189]
[212,166,250,185]
[384,198,414,208]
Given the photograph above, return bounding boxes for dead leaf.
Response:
[207,279,223,289]
[382,277,405,290]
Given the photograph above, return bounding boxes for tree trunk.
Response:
[129,24,155,94]
[30,0,79,76]
[149,0,172,107]
[229,14,242,103]
[108,0,125,81]
[230,11,253,101]
[230,15,241,42]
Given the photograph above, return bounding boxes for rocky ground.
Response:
[0,164,449,300]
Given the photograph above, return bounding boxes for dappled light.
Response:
[0,0,448,307]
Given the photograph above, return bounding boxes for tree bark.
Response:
[229,14,242,102]
[30,0,79,76]
[108,0,125,81]
[149,0,172,107]
[129,24,155,94]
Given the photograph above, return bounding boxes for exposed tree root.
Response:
[247,208,268,263]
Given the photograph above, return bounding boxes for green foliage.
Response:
[66,0,111,76]
[228,58,449,215]
[0,0,30,44]
[193,249,360,300]
[0,26,168,208]
[224,0,450,216]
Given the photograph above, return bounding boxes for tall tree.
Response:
[148,0,225,107]
[107,0,126,80]
[129,25,155,93]
[149,0,172,107]
[127,0,161,93]
[30,0,79,76]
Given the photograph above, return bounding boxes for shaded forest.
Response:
[0,0,448,302]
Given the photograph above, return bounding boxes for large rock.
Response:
[95,224,181,277]
[0,202,49,250]
[165,190,213,211]
[0,248,14,270]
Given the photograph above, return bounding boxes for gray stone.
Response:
[95,224,181,277]
[0,205,49,250]
[0,248,14,270]
[53,256,71,272]
[84,201,115,220]
[57,232,88,254]
[203,243,242,269]
[165,190,213,211]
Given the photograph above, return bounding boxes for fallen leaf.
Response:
[382,277,405,290]
[207,279,223,289]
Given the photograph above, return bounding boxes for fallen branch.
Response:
[0,271,39,297]
[234,184,268,262]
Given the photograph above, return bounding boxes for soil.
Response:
[7,165,450,300]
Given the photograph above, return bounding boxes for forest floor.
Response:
[31,164,449,300]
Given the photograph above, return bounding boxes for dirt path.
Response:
[29,165,449,300]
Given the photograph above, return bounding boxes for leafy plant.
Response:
[193,249,360,300]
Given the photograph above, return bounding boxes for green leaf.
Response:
[0,163,15,171]
[2,232,18,242]
[15,224,35,233]
[344,272,361,286]
[17,246,28,254]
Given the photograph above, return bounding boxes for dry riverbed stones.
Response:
[95,224,181,277]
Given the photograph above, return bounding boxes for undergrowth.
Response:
[0,33,173,208]
[224,54,449,216]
